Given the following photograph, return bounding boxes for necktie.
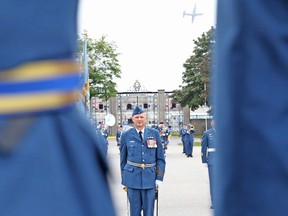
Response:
[139,131,143,142]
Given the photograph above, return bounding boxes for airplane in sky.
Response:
[183,3,203,23]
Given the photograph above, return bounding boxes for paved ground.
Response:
[106,136,214,216]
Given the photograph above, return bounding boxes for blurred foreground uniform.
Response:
[201,120,216,208]
[0,1,116,216]
[214,1,288,215]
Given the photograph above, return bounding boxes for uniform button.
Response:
[143,160,145,162]
[142,152,144,154]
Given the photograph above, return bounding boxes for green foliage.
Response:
[76,31,121,101]
[171,26,215,111]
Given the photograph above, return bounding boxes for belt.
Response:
[127,161,156,169]
[207,148,216,152]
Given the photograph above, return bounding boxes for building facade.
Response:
[90,80,212,136]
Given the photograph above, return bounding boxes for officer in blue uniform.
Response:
[120,106,166,216]
[214,1,288,215]
[201,119,216,209]
[185,124,196,158]
[0,1,116,216]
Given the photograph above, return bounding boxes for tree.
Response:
[171,26,215,111]
[76,31,121,101]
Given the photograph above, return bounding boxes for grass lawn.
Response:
[177,142,201,147]
[171,134,201,147]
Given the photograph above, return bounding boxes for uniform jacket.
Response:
[120,126,166,189]
[183,129,195,143]
[180,128,187,141]
[0,1,116,215]
[201,128,216,165]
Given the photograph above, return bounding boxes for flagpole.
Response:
[83,39,91,118]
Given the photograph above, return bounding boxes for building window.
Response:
[171,103,176,109]
[143,103,148,109]
[99,104,103,109]
[127,103,132,110]
[128,118,133,124]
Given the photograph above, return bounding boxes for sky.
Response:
[78,0,217,92]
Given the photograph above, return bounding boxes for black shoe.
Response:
[210,205,214,209]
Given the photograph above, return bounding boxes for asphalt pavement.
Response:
[106,136,214,216]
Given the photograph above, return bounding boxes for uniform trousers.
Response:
[128,187,156,216]
[208,164,215,207]
[181,137,186,153]
[186,140,194,156]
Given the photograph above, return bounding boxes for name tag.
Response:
[146,136,157,148]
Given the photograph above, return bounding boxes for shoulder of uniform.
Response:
[127,127,134,132]
[146,127,158,133]
[206,128,215,135]
[121,128,132,137]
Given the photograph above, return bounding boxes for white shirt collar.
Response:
[136,128,145,134]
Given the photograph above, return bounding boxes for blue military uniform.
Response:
[101,127,109,143]
[159,125,170,154]
[214,1,288,215]
[180,124,187,154]
[120,107,166,216]
[116,126,123,147]
[185,125,196,157]
[0,1,116,216]
[163,127,171,147]
[201,127,216,208]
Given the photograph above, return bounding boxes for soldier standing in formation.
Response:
[0,0,116,215]
[116,125,124,149]
[180,123,188,154]
[185,124,196,158]
[120,106,166,216]
[158,123,170,155]
[101,123,109,144]
[201,119,216,209]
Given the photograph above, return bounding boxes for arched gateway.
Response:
[90,80,211,136]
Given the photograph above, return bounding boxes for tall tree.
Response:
[171,26,215,111]
[76,31,121,101]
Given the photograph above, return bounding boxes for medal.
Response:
[146,136,157,148]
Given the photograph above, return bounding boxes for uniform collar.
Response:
[135,128,145,134]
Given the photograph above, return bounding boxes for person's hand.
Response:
[155,180,162,188]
